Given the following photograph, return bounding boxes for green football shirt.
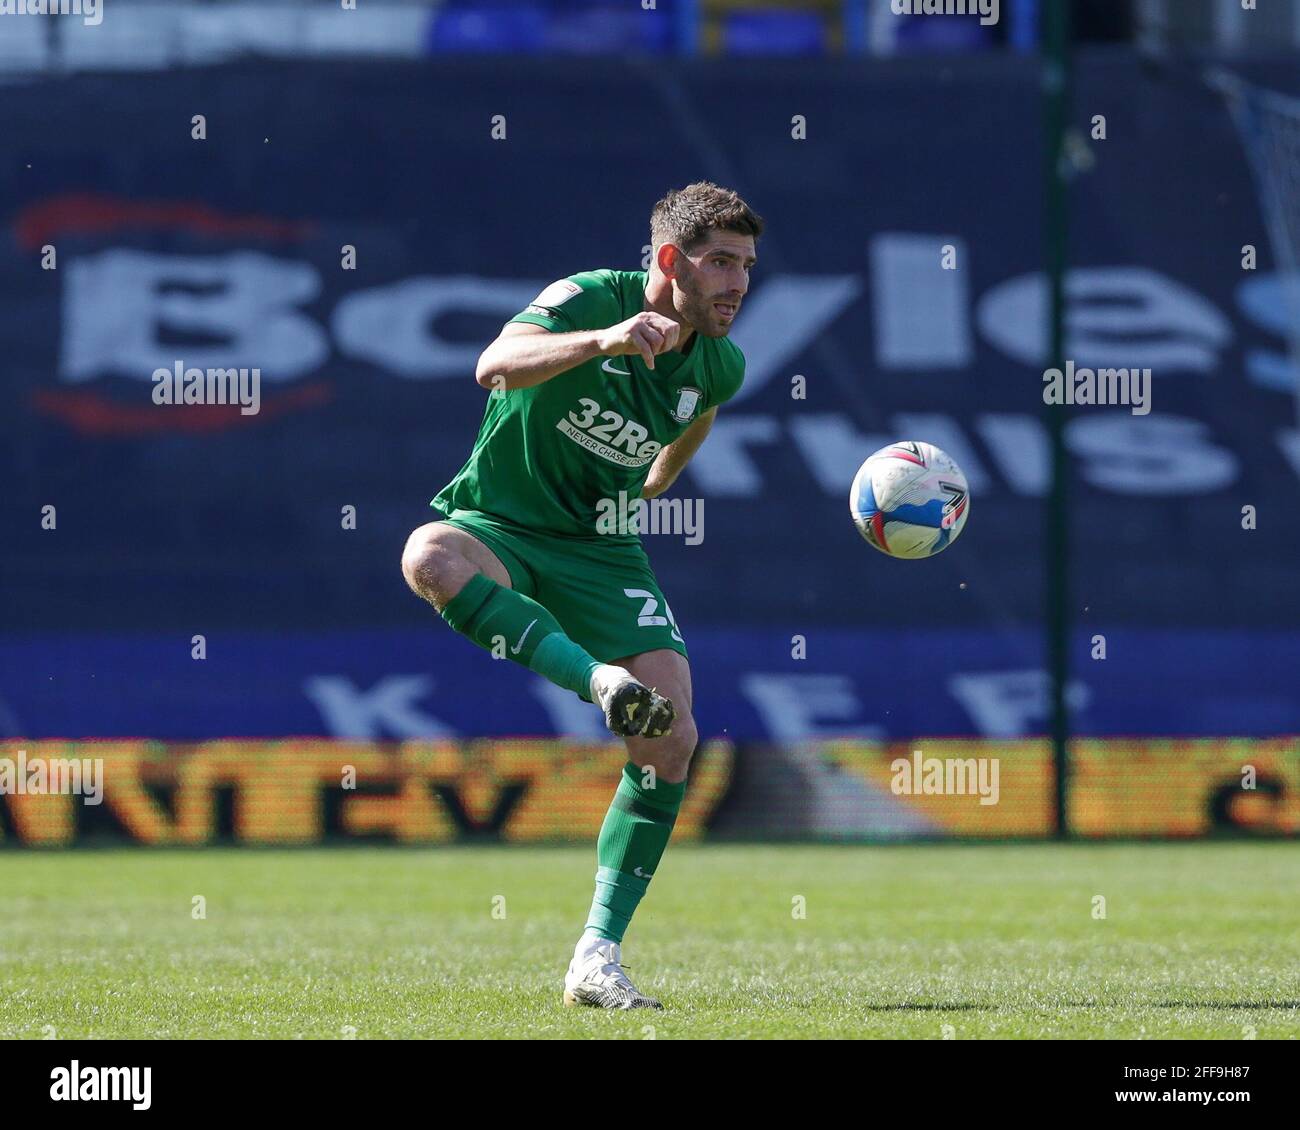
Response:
[432,269,746,542]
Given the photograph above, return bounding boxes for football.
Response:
[849,441,970,559]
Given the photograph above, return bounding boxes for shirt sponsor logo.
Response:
[556,418,656,467]
[557,396,663,467]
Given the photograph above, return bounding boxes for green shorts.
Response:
[440,509,688,664]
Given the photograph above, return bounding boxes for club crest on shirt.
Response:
[672,385,702,424]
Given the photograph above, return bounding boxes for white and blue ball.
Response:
[849,441,970,559]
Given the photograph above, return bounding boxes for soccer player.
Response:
[401,181,761,1009]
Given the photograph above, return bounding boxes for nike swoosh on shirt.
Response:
[601,358,631,376]
[510,619,539,655]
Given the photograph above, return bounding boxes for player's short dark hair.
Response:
[650,181,764,254]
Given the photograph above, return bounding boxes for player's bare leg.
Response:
[401,522,673,738]
[617,648,695,783]
[564,648,695,1010]
[402,521,512,607]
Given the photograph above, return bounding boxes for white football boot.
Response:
[563,938,663,1010]
[589,665,675,739]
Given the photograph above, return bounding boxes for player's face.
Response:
[674,233,756,338]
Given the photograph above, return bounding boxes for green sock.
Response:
[440,573,601,701]
[584,762,687,944]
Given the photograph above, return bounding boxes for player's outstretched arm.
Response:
[641,407,717,499]
[476,323,602,390]
[475,312,680,390]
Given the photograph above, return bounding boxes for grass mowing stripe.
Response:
[0,844,1295,1039]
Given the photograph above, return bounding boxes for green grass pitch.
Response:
[1,843,1296,1039]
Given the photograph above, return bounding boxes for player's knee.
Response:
[401,523,458,604]
[400,525,435,590]
[661,711,698,777]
